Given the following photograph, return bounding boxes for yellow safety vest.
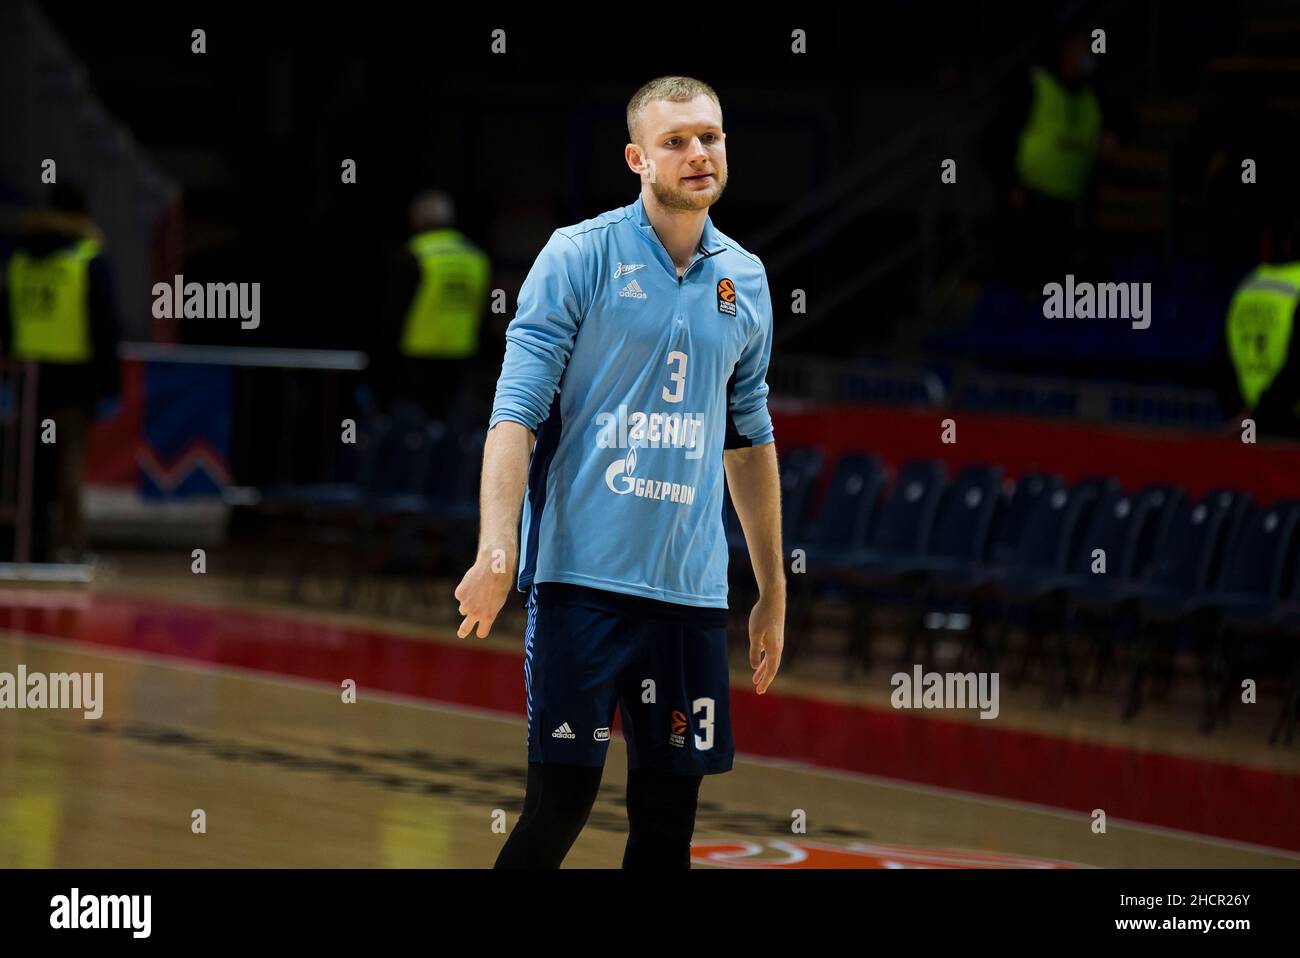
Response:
[1225,261,1300,409]
[1014,67,1103,202]
[400,229,490,359]
[7,238,99,363]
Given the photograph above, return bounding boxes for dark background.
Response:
[25,1,1247,376]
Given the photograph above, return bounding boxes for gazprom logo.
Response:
[602,444,696,505]
[605,446,638,494]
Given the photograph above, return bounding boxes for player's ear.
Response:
[625,144,656,183]
[625,142,645,173]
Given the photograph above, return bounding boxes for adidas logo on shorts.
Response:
[551,722,576,740]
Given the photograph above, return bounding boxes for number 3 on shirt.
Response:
[662,350,688,403]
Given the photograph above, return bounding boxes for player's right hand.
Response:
[453,549,515,639]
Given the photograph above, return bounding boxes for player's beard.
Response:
[649,166,728,211]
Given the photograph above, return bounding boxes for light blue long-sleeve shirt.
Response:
[489,194,775,608]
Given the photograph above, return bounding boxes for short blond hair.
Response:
[626,75,722,145]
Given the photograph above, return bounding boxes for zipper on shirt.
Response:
[674,250,714,323]
[680,253,711,283]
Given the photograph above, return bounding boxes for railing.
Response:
[768,355,945,406]
[116,343,371,495]
[951,366,1225,429]
[768,353,1227,430]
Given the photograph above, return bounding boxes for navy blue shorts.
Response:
[524,582,734,776]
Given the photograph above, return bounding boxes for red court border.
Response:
[1,592,1297,855]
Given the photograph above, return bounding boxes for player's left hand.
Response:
[748,593,785,695]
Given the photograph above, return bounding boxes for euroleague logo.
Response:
[717,278,737,316]
[669,709,688,748]
[689,840,1083,869]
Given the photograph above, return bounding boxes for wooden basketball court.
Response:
[1,561,1297,869]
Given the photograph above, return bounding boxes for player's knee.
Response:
[496,763,604,869]
[521,762,603,831]
[625,767,702,840]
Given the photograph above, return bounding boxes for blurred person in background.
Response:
[376,189,491,425]
[0,182,121,563]
[980,23,1119,287]
[1217,208,1300,440]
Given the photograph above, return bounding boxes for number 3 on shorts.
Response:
[693,696,714,750]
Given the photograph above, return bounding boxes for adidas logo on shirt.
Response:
[619,279,647,300]
[551,722,576,739]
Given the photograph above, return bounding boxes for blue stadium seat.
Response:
[1041,485,1186,704]
[798,453,885,570]
[987,478,1111,600]
[871,464,1005,672]
[820,459,946,672]
[896,463,1003,577]
[1123,484,1184,582]
[902,471,1062,598]
[987,473,1063,566]
[1274,537,1300,630]
[1269,550,1300,743]
[779,446,826,545]
[1181,500,1300,732]
[1047,485,1172,600]
[784,453,884,665]
[1123,489,1251,619]
[361,404,435,516]
[418,421,482,523]
[848,459,947,577]
[384,422,485,573]
[1052,484,1184,629]
[1193,501,1300,626]
[1111,489,1251,722]
[1201,488,1253,589]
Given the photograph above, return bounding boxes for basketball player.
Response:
[454,75,785,869]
